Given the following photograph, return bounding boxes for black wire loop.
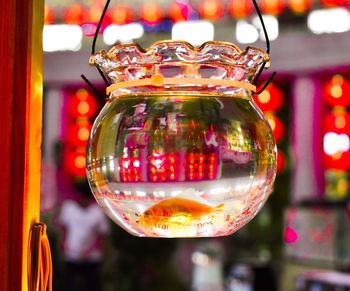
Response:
[92,0,111,87]
[81,0,111,97]
[251,0,270,54]
[255,72,277,95]
[81,74,107,100]
[250,0,277,92]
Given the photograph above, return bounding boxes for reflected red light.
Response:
[185,152,218,181]
[186,153,206,181]
[207,153,218,180]
[254,83,284,112]
[284,226,298,244]
[323,75,350,108]
[148,153,178,182]
[228,0,254,18]
[120,157,141,182]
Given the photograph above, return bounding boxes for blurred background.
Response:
[41,0,350,290]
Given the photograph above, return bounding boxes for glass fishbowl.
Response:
[87,41,277,237]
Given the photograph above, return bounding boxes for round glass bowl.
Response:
[87,41,277,237]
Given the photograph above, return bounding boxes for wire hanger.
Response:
[81,0,276,97]
[250,0,277,94]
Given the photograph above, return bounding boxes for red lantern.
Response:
[321,0,349,7]
[288,0,312,14]
[198,0,224,20]
[44,5,55,24]
[169,1,190,22]
[140,3,163,25]
[323,75,350,108]
[67,89,98,118]
[324,150,350,171]
[266,113,285,143]
[89,6,112,30]
[112,4,133,25]
[260,0,285,15]
[324,110,350,135]
[228,0,254,18]
[67,122,92,147]
[277,150,286,174]
[254,83,284,112]
[63,4,89,25]
[65,150,87,177]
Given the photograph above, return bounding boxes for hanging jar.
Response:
[86,40,277,237]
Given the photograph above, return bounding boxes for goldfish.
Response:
[138,197,223,228]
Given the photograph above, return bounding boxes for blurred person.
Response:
[57,181,110,291]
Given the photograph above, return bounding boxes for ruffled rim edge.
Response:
[89,40,270,66]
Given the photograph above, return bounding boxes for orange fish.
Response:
[138,197,223,228]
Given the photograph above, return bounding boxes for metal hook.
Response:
[254,72,277,95]
[253,61,266,86]
[81,74,107,99]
